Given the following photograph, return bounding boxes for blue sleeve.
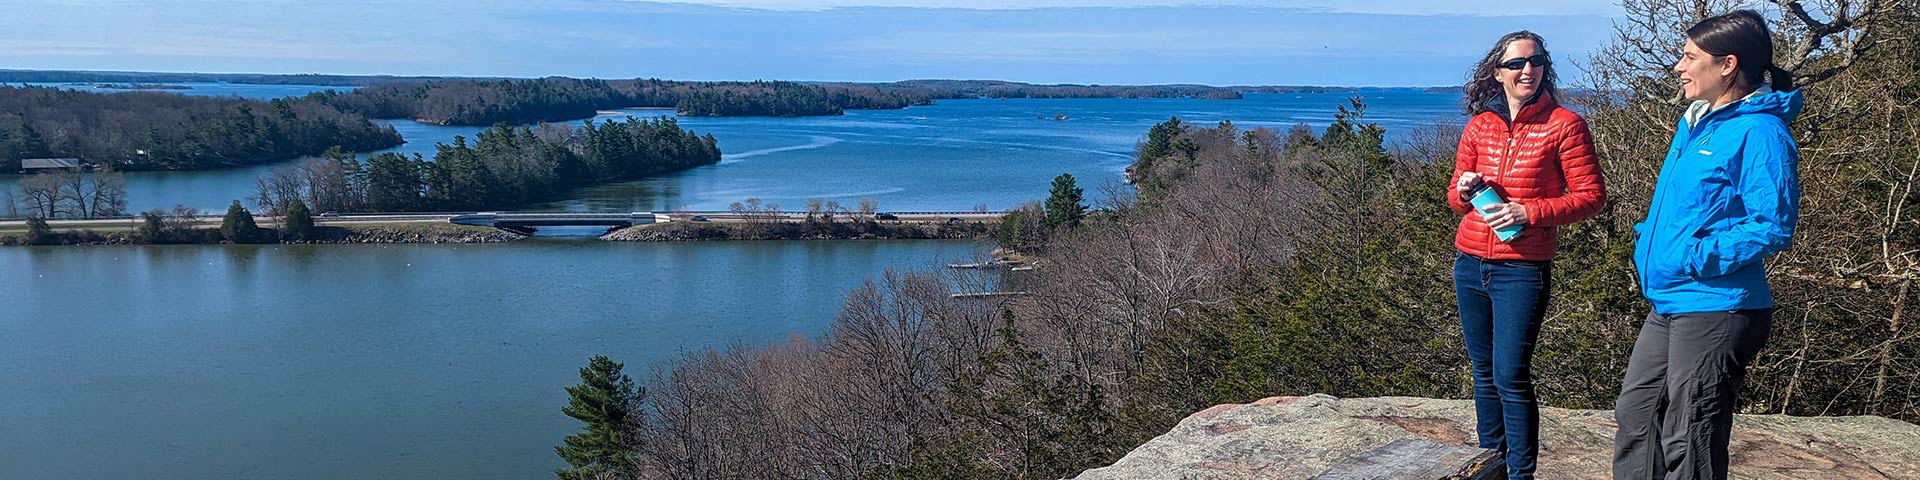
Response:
[1685,125,1800,278]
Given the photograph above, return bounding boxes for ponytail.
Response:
[1766,65,1796,92]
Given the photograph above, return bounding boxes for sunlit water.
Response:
[3,83,1462,214]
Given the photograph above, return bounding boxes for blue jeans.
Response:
[1454,252,1551,479]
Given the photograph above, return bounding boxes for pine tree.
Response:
[23,216,53,245]
[283,199,314,242]
[556,355,642,480]
[220,200,260,244]
[1044,173,1086,230]
[1138,116,1186,165]
[364,153,422,211]
[997,210,1026,248]
[139,210,166,244]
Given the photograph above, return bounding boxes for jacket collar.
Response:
[1485,90,1555,126]
[1681,85,1803,131]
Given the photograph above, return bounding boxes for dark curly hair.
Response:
[1463,31,1560,115]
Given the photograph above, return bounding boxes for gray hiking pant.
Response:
[1611,309,1772,480]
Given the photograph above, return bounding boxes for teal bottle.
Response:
[1469,185,1523,242]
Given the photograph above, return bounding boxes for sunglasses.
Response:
[1499,54,1551,70]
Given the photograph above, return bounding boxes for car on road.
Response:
[690,215,710,222]
[874,212,899,221]
[320,211,340,217]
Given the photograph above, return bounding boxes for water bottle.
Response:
[1468,184,1523,242]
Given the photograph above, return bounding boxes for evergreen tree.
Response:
[364,153,423,211]
[23,216,53,245]
[437,137,495,210]
[139,210,166,244]
[220,200,260,244]
[283,199,314,242]
[1318,98,1390,178]
[1044,173,1086,230]
[997,210,1025,248]
[556,355,643,480]
[1130,117,1192,198]
[928,309,1120,478]
[1138,116,1185,165]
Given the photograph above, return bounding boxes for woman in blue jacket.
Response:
[1612,10,1801,480]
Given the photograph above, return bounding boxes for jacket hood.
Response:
[1683,86,1803,128]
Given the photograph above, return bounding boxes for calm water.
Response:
[1,240,987,480]
[2,83,1463,214]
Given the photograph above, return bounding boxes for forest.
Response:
[0,85,401,171]
[251,116,720,214]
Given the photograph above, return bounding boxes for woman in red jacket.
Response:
[1447,31,1606,479]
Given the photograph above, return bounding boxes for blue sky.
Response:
[4,0,1624,86]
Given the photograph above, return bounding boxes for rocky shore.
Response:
[1,224,520,246]
[6,220,995,246]
[601,221,994,242]
[301,225,523,244]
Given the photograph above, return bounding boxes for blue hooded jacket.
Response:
[1633,87,1803,315]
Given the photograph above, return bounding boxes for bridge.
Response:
[447,212,670,235]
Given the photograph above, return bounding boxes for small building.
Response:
[19,158,81,173]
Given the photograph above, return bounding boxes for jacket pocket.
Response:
[1665,236,1701,279]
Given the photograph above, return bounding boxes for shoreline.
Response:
[1,220,998,246]
[0,224,520,246]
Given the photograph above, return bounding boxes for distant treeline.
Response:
[299,77,1376,125]
[0,85,401,171]
[0,69,495,86]
[6,69,1397,129]
[253,116,719,213]
[301,79,884,124]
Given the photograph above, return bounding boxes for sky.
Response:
[3,0,1626,86]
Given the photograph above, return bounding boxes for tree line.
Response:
[302,77,1381,126]
[252,116,720,214]
[0,85,402,171]
[0,70,500,86]
[548,1,1918,478]
[304,79,907,125]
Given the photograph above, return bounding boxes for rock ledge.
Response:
[1074,394,1920,480]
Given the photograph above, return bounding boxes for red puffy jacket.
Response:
[1447,92,1606,261]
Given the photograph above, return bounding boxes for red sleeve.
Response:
[1520,117,1606,227]
[1447,120,1477,215]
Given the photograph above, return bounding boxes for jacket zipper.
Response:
[1498,115,1519,256]
[1641,118,1710,296]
